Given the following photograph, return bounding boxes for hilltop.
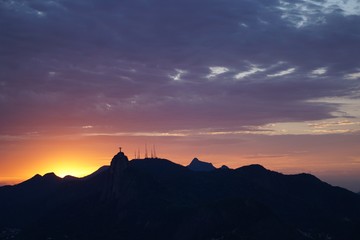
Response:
[1,151,360,240]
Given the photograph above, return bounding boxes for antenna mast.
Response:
[153,144,157,158]
[145,144,148,158]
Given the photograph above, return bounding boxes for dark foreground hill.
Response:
[1,152,360,240]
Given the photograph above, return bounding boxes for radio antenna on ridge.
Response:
[145,144,148,158]
[153,144,157,158]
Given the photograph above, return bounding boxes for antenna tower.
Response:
[145,144,148,158]
[153,144,157,158]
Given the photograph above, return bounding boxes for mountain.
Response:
[1,152,360,240]
[187,157,216,171]
[220,164,230,170]
[83,165,109,180]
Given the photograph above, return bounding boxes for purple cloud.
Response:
[0,0,359,135]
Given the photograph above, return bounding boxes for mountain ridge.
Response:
[187,157,217,172]
[1,152,360,240]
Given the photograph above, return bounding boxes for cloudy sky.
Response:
[1,0,360,191]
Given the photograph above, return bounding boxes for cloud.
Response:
[169,69,187,81]
[82,131,188,137]
[0,0,359,136]
[308,120,359,129]
[312,67,327,75]
[234,65,265,80]
[267,68,296,77]
[278,0,360,28]
[207,66,229,78]
[345,72,360,80]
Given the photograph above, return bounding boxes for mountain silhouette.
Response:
[220,164,230,170]
[187,157,216,172]
[1,151,360,240]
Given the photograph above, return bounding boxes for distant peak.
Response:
[220,165,230,170]
[247,164,266,169]
[43,172,61,181]
[43,172,58,178]
[30,172,59,180]
[33,174,42,178]
[63,175,78,181]
[83,166,109,180]
[187,158,216,172]
[19,172,60,186]
[237,164,267,172]
[27,174,42,183]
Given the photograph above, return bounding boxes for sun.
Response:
[47,159,99,178]
[54,167,94,178]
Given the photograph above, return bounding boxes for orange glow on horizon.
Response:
[1,134,360,191]
[45,162,100,178]
[0,138,113,184]
[28,150,109,179]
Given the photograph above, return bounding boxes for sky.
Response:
[1,0,360,191]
